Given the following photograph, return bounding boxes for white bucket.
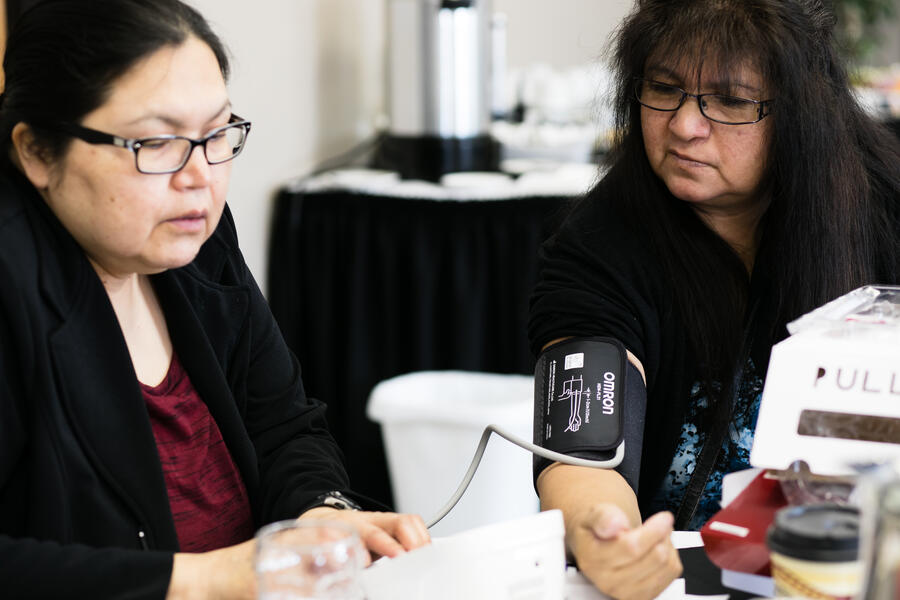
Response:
[366,371,540,537]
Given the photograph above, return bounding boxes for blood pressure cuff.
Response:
[533,337,644,490]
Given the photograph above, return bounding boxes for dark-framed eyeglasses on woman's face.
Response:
[57,114,252,174]
[634,78,773,125]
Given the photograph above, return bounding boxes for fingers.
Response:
[601,531,683,600]
[570,508,682,600]
[585,502,631,539]
[388,513,430,551]
[361,512,431,555]
[596,510,674,570]
[298,508,431,560]
[358,523,408,560]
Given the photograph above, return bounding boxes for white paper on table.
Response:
[721,569,775,598]
[565,570,730,600]
[563,531,721,600]
[671,531,704,549]
[565,569,686,599]
[361,510,566,600]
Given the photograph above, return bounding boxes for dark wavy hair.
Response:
[603,0,900,388]
[0,0,230,160]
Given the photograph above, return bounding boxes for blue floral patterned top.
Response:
[646,359,764,531]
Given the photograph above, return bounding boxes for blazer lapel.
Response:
[151,269,260,511]
[48,273,179,549]
[32,182,257,540]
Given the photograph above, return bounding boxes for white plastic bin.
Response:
[366,371,540,537]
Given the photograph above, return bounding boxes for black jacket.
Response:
[0,164,354,599]
[528,174,775,518]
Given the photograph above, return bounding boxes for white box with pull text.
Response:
[750,286,900,475]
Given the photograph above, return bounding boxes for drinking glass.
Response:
[254,519,367,600]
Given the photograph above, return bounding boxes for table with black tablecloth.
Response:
[267,175,579,506]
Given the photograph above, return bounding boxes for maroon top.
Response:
[141,352,255,552]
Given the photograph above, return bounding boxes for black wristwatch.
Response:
[312,491,363,511]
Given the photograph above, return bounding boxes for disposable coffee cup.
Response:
[766,504,862,599]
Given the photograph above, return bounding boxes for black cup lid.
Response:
[766,504,859,562]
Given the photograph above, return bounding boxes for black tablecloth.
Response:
[268,188,572,506]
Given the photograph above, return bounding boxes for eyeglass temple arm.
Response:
[60,122,127,147]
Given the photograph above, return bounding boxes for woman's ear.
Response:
[11,122,52,189]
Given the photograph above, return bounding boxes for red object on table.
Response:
[700,470,789,576]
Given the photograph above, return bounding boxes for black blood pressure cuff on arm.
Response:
[532,337,646,494]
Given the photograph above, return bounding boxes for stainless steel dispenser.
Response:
[374,0,500,181]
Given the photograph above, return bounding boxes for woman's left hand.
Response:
[298,506,431,563]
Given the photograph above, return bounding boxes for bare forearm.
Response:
[537,462,681,600]
[168,553,208,600]
[537,463,641,530]
[167,540,256,600]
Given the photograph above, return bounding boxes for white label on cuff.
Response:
[565,353,584,370]
[708,520,750,538]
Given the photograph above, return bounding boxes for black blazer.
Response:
[0,164,355,599]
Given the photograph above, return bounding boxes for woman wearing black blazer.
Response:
[0,1,429,598]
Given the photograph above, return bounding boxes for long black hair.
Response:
[602,0,900,390]
[0,0,231,160]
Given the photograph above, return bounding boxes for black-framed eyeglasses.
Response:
[634,78,773,125]
[58,114,252,174]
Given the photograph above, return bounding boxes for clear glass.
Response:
[254,519,367,600]
[774,459,856,506]
[786,285,900,335]
[634,78,770,125]
[135,122,249,174]
[857,461,900,600]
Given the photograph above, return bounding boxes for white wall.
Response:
[186,0,630,293]
[873,0,900,67]
[187,0,387,293]
[494,0,632,69]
